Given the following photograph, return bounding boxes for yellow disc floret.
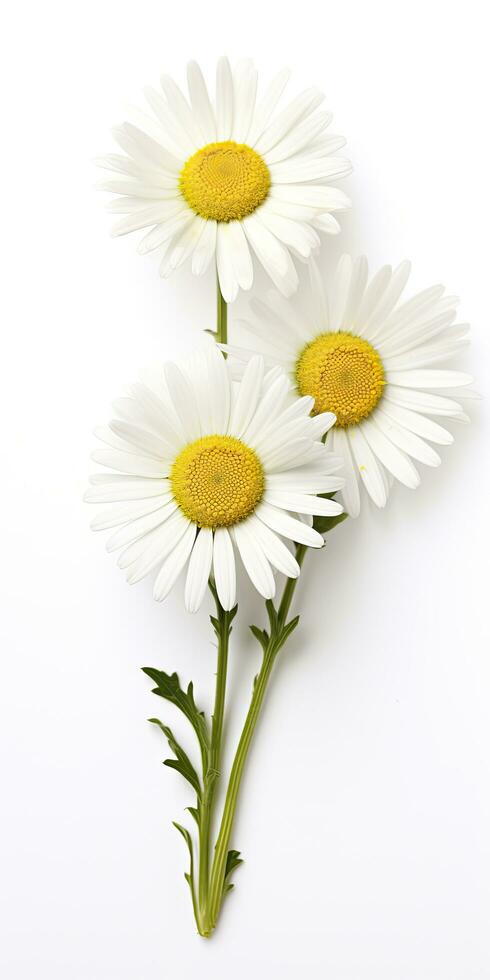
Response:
[296,331,385,427]
[170,434,264,529]
[179,141,271,222]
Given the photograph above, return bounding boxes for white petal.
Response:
[242,373,291,445]
[217,223,239,303]
[216,57,233,140]
[329,254,353,332]
[264,491,343,517]
[231,60,258,143]
[356,266,392,333]
[380,402,454,445]
[255,88,324,155]
[373,409,441,467]
[332,427,360,518]
[91,448,167,478]
[232,522,276,599]
[218,221,254,298]
[248,68,291,146]
[266,471,344,494]
[109,420,174,459]
[184,528,214,612]
[191,220,217,275]
[255,502,324,547]
[187,61,216,143]
[242,213,298,296]
[213,528,236,610]
[256,210,319,258]
[385,369,473,389]
[384,386,466,418]
[84,478,169,504]
[228,356,265,437]
[205,348,230,434]
[245,515,300,577]
[361,419,420,489]
[164,362,201,441]
[309,257,329,331]
[160,74,202,145]
[90,496,171,531]
[347,426,387,508]
[153,522,197,599]
[341,256,369,330]
[106,501,177,553]
[361,261,412,342]
[144,86,195,157]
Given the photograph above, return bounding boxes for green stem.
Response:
[216,275,228,347]
[277,544,307,624]
[197,593,231,931]
[206,545,307,931]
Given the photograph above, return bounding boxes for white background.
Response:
[1,2,489,977]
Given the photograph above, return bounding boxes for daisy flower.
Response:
[85,348,344,611]
[226,256,474,517]
[96,58,351,302]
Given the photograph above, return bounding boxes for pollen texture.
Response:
[179,141,271,222]
[170,434,265,528]
[296,331,385,427]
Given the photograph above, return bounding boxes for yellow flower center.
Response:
[296,331,385,427]
[179,141,271,222]
[170,434,264,528]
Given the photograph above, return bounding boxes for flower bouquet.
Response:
[87,58,474,936]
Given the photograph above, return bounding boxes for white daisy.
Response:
[225,256,474,517]
[85,348,344,611]
[96,58,351,302]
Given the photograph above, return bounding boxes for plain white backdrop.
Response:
[1,2,489,977]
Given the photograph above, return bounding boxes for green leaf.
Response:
[225,848,243,882]
[173,823,199,919]
[275,615,300,653]
[186,805,200,826]
[149,718,202,797]
[313,509,349,535]
[173,820,194,857]
[142,668,209,757]
[249,624,269,651]
[265,599,278,633]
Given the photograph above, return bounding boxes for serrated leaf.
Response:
[173,820,193,855]
[149,718,202,797]
[249,624,269,651]
[164,758,202,796]
[174,823,198,917]
[224,849,243,881]
[275,615,300,653]
[142,668,209,757]
[186,805,200,826]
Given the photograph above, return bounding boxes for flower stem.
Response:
[205,544,308,932]
[216,275,227,347]
[196,590,232,933]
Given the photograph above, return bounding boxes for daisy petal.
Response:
[232,522,276,599]
[213,528,236,610]
[256,502,324,547]
[184,528,214,613]
[153,523,197,599]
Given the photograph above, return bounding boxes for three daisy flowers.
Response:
[88,57,474,936]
